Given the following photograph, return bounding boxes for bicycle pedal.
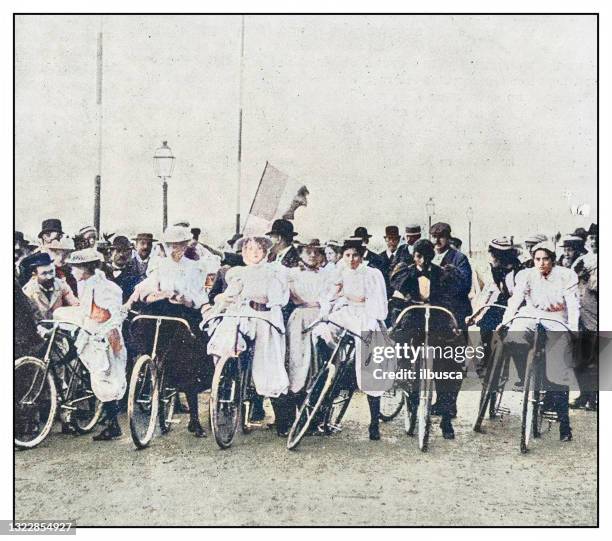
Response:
[60,404,77,411]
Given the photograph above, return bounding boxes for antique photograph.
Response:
[12,12,598,528]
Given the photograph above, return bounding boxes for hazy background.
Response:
[15,14,597,252]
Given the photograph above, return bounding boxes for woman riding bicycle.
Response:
[57,248,127,441]
[316,237,389,441]
[499,241,579,442]
[203,236,293,436]
[125,225,212,437]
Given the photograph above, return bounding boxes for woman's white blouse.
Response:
[144,255,209,309]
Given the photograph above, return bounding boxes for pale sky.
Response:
[15,14,597,251]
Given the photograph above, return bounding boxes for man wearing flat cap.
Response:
[353,226,383,271]
[22,252,79,322]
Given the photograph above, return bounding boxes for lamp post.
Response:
[426,197,435,240]
[466,206,474,258]
[153,141,175,231]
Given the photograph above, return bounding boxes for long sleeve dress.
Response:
[205,261,290,398]
[286,266,332,393]
[317,262,394,397]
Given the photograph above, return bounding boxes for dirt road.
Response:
[15,390,597,526]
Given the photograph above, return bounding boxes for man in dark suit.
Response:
[378,226,401,299]
[353,226,383,271]
[267,219,301,267]
[429,222,472,420]
[107,236,142,303]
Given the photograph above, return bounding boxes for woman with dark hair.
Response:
[317,237,390,441]
[389,238,462,439]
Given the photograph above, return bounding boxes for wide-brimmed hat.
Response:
[45,236,75,251]
[66,248,103,265]
[111,235,133,251]
[342,237,366,253]
[14,231,26,247]
[38,218,63,238]
[21,252,53,269]
[430,222,452,237]
[353,226,372,240]
[325,239,342,248]
[78,225,97,237]
[530,241,556,257]
[161,226,192,244]
[236,236,273,253]
[405,224,422,236]
[266,219,298,238]
[489,237,515,252]
[384,226,400,238]
[559,235,584,248]
[173,220,190,228]
[587,223,598,236]
[524,233,548,245]
[132,233,157,242]
[297,239,325,252]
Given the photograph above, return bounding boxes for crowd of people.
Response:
[14,214,598,444]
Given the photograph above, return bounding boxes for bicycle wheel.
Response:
[128,355,159,449]
[473,352,503,432]
[69,360,103,434]
[14,357,57,449]
[520,360,538,454]
[417,357,433,452]
[287,363,336,450]
[158,368,177,435]
[379,385,404,422]
[210,356,242,449]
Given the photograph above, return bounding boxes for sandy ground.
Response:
[15,388,597,527]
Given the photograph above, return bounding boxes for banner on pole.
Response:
[242,162,309,236]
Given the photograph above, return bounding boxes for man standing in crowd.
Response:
[38,218,63,246]
[378,226,401,300]
[571,223,598,411]
[353,226,383,270]
[77,225,98,249]
[268,219,301,267]
[558,235,586,269]
[107,236,142,302]
[131,233,155,280]
[21,252,79,321]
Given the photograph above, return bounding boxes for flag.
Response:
[242,162,309,236]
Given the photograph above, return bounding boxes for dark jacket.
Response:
[437,248,473,328]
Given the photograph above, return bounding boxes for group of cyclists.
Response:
[14,215,598,449]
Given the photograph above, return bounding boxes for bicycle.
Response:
[286,320,362,451]
[14,320,103,449]
[472,313,574,453]
[390,303,460,452]
[207,314,284,450]
[127,313,193,449]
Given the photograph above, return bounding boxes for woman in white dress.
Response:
[204,236,292,435]
[57,248,127,441]
[318,238,392,441]
[286,240,331,400]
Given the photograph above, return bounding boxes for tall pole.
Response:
[162,179,168,231]
[428,215,432,240]
[94,16,103,234]
[235,15,245,234]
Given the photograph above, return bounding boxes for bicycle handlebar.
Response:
[500,314,575,337]
[391,304,460,334]
[204,314,285,336]
[466,303,508,325]
[38,320,93,337]
[130,314,196,339]
[302,319,366,341]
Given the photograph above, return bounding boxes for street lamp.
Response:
[153,141,175,231]
[426,197,435,239]
[466,206,474,258]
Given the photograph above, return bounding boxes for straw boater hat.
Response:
[66,248,103,265]
[488,237,515,251]
[530,241,556,257]
[161,226,192,244]
[326,239,342,248]
[524,233,548,246]
[558,235,584,248]
[78,225,97,237]
[45,236,75,251]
